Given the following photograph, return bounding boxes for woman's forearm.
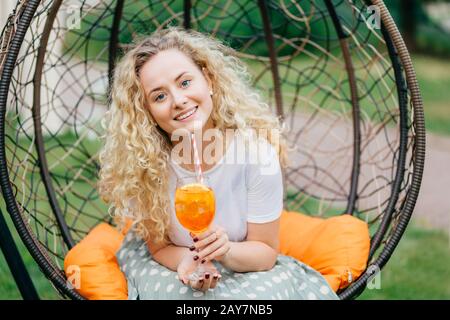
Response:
[152,245,194,272]
[220,241,278,273]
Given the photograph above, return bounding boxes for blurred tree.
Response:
[384,0,450,56]
[400,0,419,51]
[421,0,450,3]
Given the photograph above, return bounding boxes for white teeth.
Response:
[176,107,196,120]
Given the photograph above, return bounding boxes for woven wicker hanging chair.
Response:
[0,0,425,300]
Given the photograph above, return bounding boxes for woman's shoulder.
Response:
[234,130,279,163]
[233,130,281,179]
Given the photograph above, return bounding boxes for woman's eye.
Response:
[181,79,191,88]
[154,93,165,102]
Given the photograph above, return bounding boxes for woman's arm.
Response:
[147,238,194,272]
[151,244,196,272]
[194,218,280,273]
[220,218,280,272]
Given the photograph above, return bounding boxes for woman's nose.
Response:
[172,90,188,107]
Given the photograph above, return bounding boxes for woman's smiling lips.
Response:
[174,106,198,122]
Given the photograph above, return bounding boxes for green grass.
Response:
[410,54,450,136]
[0,210,60,300]
[357,223,450,300]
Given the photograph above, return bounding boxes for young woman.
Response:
[98,27,338,300]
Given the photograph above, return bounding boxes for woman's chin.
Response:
[169,120,204,138]
[178,118,207,131]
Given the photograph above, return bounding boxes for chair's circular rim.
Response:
[0,0,85,300]
[338,0,426,299]
[0,0,426,300]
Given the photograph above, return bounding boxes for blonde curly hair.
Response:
[98,27,289,244]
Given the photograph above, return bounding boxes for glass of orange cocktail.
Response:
[175,176,215,235]
[175,175,215,281]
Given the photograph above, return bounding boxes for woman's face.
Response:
[140,48,214,137]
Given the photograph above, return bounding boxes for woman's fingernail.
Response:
[189,246,195,251]
[199,279,204,283]
[213,275,218,279]
[193,255,199,261]
[205,273,210,279]
[193,237,198,242]
[201,259,206,264]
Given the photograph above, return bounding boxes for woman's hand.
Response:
[177,253,222,292]
[190,225,231,264]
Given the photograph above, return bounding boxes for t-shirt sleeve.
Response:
[246,139,283,223]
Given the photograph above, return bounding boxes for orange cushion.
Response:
[279,210,370,291]
[64,223,128,300]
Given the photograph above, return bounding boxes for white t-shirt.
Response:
[167,131,283,247]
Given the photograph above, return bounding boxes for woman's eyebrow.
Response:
[147,71,189,97]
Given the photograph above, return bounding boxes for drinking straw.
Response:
[191,132,204,184]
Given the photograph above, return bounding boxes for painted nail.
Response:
[193,255,199,261]
[193,237,199,242]
[199,279,204,283]
[201,259,206,264]
[205,273,210,279]
[189,246,195,251]
[213,275,218,279]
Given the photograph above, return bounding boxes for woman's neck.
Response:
[171,127,233,173]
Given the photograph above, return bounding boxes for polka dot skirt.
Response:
[117,231,339,300]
